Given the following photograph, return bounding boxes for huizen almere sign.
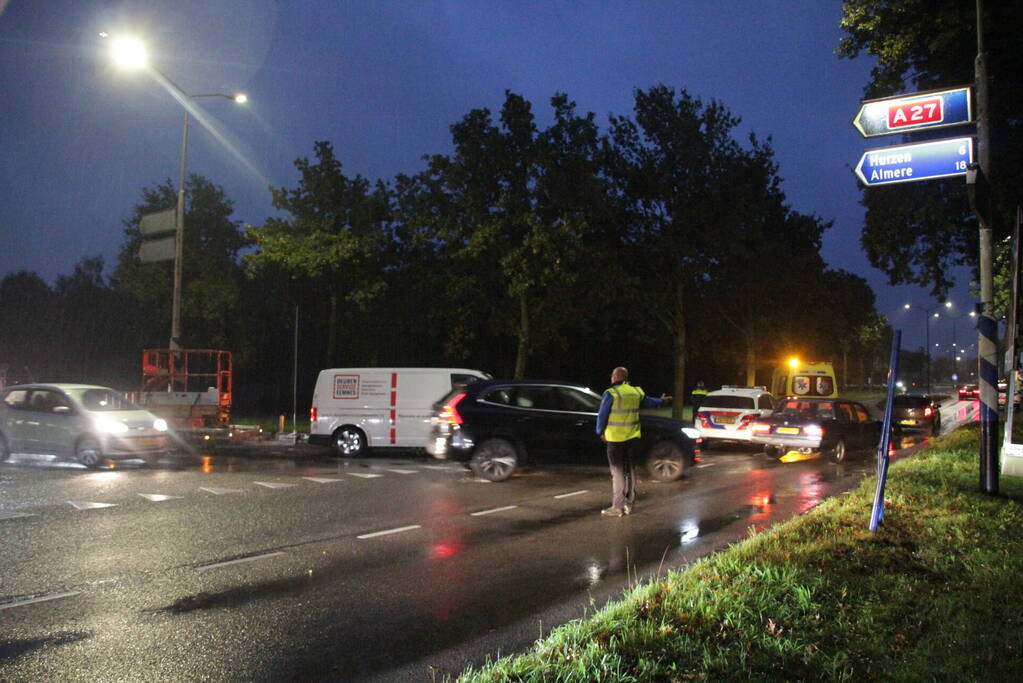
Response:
[855,137,974,187]
[853,87,972,138]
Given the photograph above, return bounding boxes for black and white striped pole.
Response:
[972,0,999,494]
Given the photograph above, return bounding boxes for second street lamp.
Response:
[904,301,951,394]
[105,33,247,349]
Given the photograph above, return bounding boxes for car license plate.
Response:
[715,416,736,424]
[777,427,800,435]
[137,437,161,448]
[900,419,919,426]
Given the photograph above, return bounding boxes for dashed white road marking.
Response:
[200,487,244,495]
[554,490,588,499]
[254,481,298,489]
[303,477,343,483]
[346,472,383,479]
[357,524,421,539]
[67,501,116,510]
[138,493,184,502]
[385,468,417,474]
[470,505,519,517]
[420,465,457,471]
[0,591,81,611]
[0,511,35,520]
[195,551,285,572]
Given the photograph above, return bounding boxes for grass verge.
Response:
[457,424,1023,681]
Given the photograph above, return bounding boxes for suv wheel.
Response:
[471,439,518,482]
[332,427,367,458]
[645,441,686,482]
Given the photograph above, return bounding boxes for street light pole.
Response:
[103,33,245,350]
[904,302,950,394]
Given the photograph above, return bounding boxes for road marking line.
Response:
[554,490,588,499]
[303,477,343,483]
[385,468,417,474]
[471,505,519,516]
[67,500,116,510]
[200,487,244,495]
[420,465,457,471]
[195,551,285,573]
[357,524,421,539]
[254,481,298,489]
[0,591,81,611]
[138,493,184,502]
[347,472,383,479]
[0,512,35,520]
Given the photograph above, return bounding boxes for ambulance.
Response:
[770,358,838,399]
[308,367,490,457]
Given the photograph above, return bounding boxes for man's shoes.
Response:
[601,507,624,517]
[623,505,632,515]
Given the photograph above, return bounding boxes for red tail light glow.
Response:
[924,406,934,418]
[751,422,771,434]
[310,406,317,423]
[438,393,466,425]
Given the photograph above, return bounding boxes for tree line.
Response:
[1,86,887,417]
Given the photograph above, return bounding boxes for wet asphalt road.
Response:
[0,400,972,681]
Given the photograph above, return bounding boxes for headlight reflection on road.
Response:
[679,520,699,545]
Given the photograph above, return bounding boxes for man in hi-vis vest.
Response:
[596,366,672,517]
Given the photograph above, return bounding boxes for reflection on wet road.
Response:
[0,401,974,682]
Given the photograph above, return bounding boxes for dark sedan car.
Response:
[426,379,700,481]
[882,394,941,435]
[750,397,881,463]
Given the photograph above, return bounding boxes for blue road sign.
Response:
[855,137,974,187]
[853,87,972,137]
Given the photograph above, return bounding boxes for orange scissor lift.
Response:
[138,349,260,447]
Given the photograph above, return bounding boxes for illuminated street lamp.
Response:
[103,33,247,350]
[904,301,951,394]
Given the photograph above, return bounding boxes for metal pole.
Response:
[293,304,299,444]
[925,313,932,394]
[171,109,189,351]
[975,0,999,494]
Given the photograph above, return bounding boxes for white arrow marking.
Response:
[67,501,116,510]
[385,468,417,474]
[346,472,383,479]
[254,481,298,489]
[138,493,184,502]
[200,487,243,495]
[303,477,344,483]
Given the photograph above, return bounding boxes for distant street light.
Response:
[904,301,951,394]
[103,33,247,350]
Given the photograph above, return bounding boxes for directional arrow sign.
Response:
[853,87,972,137]
[855,137,973,187]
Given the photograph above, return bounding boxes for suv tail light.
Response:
[803,424,824,437]
[923,406,934,418]
[750,422,771,434]
[437,393,466,425]
[310,406,317,423]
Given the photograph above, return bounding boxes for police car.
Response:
[694,385,776,445]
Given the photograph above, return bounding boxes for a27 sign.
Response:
[853,87,972,138]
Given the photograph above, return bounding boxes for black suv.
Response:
[426,379,700,481]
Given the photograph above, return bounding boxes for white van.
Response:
[308,367,490,457]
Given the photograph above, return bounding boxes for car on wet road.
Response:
[0,383,170,468]
[884,394,941,435]
[426,379,700,481]
[750,397,881,463]
[694,385,776,446]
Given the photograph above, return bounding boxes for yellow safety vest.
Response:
[604,383,644,442]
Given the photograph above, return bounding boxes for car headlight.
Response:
[153,418,168,432]
[681,427,700,440]
[94,417,129,434]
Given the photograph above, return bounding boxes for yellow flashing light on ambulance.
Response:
[771,358,838,398]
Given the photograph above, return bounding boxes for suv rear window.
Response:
[702,395,755,409]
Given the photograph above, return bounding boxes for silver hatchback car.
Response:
[0,384,171,468]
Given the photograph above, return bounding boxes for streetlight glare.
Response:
[110,36,148,70]
[233,93,248,104]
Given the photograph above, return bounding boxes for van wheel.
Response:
[332,427,367,458]
[76,437,104,469]
[471,439,518,481]
[645,441,686,482]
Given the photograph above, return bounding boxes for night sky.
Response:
[0,0,978,356]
